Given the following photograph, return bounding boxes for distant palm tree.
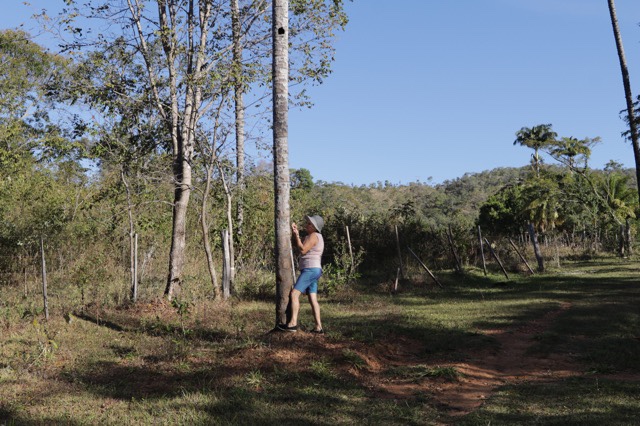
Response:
[602,172,637,256]
[514,124,557,177]
[607,0,640,205]
[603,173,636,224]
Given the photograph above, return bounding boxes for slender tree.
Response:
[231,0,246,251]
[607,0,640,205]
[49,0,348,302]
[273,0,294,327]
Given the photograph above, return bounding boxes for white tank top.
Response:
[298,233,324,269]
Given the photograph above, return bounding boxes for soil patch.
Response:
[259,302,584,420]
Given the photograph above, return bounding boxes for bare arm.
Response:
[292,223,318,255]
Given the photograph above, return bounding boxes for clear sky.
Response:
[4,1,640,186]
[290,0,640,185]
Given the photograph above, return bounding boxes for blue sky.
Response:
[4,1,640,185]
[289,0,640,185]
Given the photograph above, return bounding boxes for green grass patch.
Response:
[387,364,462,382]
[1,257,640,424]
[459,377,640,425]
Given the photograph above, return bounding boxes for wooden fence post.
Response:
[222,229,231,300]
[395,225,405,279]
[393,267,400,293]
[407,246,444,288]
[484,238,509,280]
[509,238,534,275]
[131,233,139,301]
[40,236,49,321]
[478,226,487,276]
[346,225,354,271]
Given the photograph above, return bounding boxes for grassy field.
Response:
[1,258,640,425]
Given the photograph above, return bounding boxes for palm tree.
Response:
[514,124,557,177]
[603,173,636,256]
[273,0,294,327]
[607,0,640,205]
[521,175,564,272]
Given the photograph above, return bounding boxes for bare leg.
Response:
[288,289,302,327]
[307,292,322,331]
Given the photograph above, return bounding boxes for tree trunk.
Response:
[126,0,212,300]
[447,224,463,273]
[618,224,626,257]
[121,169,137,302]
[165,156,192,299]
[231,0,246,252]
[273,0,294,327]
[626,217,633,256]
[201,162,220,299]
[528,223,544,272]
[608,0,640,205]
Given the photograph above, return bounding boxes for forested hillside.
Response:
[1,0,640,309]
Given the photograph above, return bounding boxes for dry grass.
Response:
[2,257,640,424]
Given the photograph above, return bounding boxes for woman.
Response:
[281,215,325,334]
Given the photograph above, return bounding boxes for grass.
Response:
[459,378,640,425]
[1,256,640,424]
[387,365,462,382]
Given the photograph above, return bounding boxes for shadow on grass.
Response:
[458,377,640,425]
[74,310,232,343]
[383,263,640,371]
[55,350,436,425]
[328,312,498,362]
[0,407,84,426]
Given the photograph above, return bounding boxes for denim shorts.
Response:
[293,268,322,294]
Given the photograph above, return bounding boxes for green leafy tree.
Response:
[548,136,600,170]
[477,183,525,236]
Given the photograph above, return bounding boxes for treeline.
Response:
[3,3,640,312]
[2,148,637,306]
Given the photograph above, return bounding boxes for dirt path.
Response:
[432,301,577,417]
[263,301,583,421]
[340,301,585,421]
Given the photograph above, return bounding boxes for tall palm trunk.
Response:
[608,0,640,204]
[273,0,294,327]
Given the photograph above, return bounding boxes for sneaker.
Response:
[285,325,298,332]
[276,324,288,331]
